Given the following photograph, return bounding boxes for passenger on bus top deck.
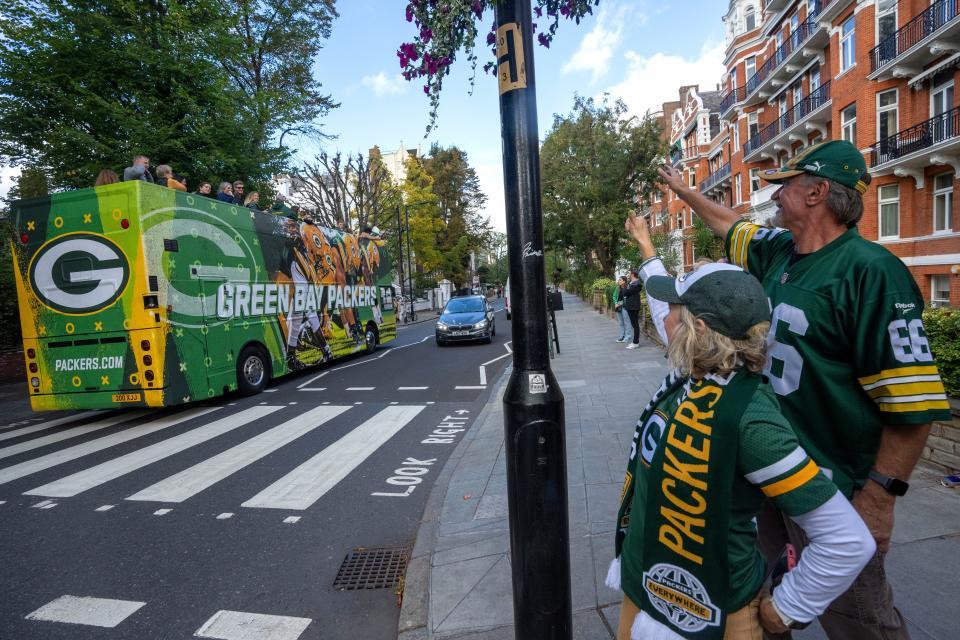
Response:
[195,181,212,196]
[271,194,298,220]
[232,181,245,204]
[155,165,187,192]
[216,182,234,203]
[123,155,154,183]
[94,169,119,187]
[244,191,261,212]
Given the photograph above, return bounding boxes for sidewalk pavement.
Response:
[398,291,960,640]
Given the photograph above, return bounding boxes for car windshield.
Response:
[445,298,484,313]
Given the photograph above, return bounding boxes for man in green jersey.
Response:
[657,140,951,638]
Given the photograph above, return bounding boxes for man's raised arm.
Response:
[657,164,741,238]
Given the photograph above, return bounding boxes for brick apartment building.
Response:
[655,0,960,307]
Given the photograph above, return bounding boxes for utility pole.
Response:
[495,2,571,639]
[395,205,406,319]
[404,204,416,321]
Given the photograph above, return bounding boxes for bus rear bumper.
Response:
[29,388,167,412]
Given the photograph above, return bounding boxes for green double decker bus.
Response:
[9,181,397,411]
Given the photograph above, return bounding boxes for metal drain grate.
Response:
[332,546,410,591]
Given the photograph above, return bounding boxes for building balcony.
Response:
[869,0,960,81]
[700,163,732,196]
[743,81,832,161]
[870,105,960,187]
[743,13,830,105]
[815,0,854,26]
[719,86,747,119]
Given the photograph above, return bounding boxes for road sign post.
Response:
[495,1,572,638]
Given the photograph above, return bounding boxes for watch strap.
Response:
[868,469,908,496]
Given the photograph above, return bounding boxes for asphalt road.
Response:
[0,302,512,640]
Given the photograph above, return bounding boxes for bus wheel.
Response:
[237,346,269,395]
[364,325,378,354]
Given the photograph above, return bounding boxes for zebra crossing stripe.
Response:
[0,407,221,485]
[126,405,350,504]
[242,405,426,510]
[24,406,282,498]
[25,595,146,628]
[0,411,98,440]
[195,610,312,639]
[0,411,150,461]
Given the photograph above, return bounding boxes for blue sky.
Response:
[292,0,729,231]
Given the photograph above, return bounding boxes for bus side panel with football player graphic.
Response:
[10,181,396,411]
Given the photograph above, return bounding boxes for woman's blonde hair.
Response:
[666,306,769,377]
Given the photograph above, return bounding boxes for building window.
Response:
[731,67,737,91]
[878,184,900,239]
[841,15,856,72]
[735,174,742,205]
[653,190,661,203]
[931,275,951,307]
[810,133,823,146]
[792,83,802,109]
[876,0,897,46]
[677,210,684,229]
[748,112,759,138]
[745,56,756,82]
[689,171,696,187]
[750,168,761,192]
[745,5,756,31]
[931,80,955,144]
[810,68,820,93]
[841,103,857,143]
[733,120,740,151]
[934,173,954,233]
[876,89,898,142]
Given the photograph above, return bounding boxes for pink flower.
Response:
[534,7,542,17]
[423,84,430,94]
[472,0,483,18]
[420,26,433,42]
[486,30,495,45]
[405,4,414,22]
[538,33,550,48]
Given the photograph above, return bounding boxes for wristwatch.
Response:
[769,591,810,630]
[868,469,909,496]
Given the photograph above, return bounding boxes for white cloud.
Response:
[474,162,506,232]
[361,71,407,97]
[603,40,726,117]
[0,165,21,200]
[562,6,633,83]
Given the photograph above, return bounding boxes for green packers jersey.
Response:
[621,380,836,612]
[726,221,951,496]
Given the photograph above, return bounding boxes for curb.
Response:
[398,364,513,640]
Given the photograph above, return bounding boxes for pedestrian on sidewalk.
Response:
[621,269,643,349]
[614,275,629,342]
[658,140,951,638]
[608,213,875,640]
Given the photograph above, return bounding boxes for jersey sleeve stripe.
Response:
[865,381,947,399]
[744,446,808,485]
[728,221,752,268]
[878,399,951,413]
[761,460,821,498]
[861,374,944,391]
[857,365,942,386]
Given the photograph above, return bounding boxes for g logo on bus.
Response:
[28,234,130,314]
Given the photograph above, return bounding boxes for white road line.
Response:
[26,595,146,628]
[263,389,277,393]
[31,499,56,509]
[154,508,172,516]
[345,387,374,391]
[455,386,486,390]
[195,610,312,640]
[216,512,234,520]
[24,406,282,498]
[397,387,428,390]
[0,500,6,505]
[126,405,350,504]
[95,505,114,512]
[0,407,220,485]
[0,411,149,461]
[283,516,300,524]
[242,405,426,510]
[479,366,487,386]
[299,388,326,392]
[296,370,329,389]
[0,411,99,440]
[481,351,512,367]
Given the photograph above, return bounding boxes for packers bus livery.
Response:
[9,181,397,411]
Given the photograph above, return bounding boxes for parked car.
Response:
[436,295,496,345]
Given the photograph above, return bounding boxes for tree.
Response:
[396,0,601,133]
[0,0,339,190]
[691,215,726,262]
[540,95,664,276]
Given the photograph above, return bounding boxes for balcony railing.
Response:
[720,86,747,116]
[745,18,819,95]
[871,105,960,167]
[870,0,960,72]
[743,81,832,159]
[700,163,731,193]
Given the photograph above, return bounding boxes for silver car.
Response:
[435,295,496,345]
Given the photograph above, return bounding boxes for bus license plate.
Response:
[112,393,142,403]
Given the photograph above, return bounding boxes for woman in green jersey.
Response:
[608,213,875,640]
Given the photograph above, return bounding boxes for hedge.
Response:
[924,307,959,397]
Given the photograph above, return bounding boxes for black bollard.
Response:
[494,1,572,638]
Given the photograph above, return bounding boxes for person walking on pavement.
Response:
[614,275,629,343]
[657,140,951,638]
[610,212,875,640]
[621,269,643,349]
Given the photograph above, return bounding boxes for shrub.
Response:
[924,307,959,397]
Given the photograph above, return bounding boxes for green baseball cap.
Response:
[645,263,770,340]
[761,140,870,194]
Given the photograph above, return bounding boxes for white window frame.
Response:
[810,68,821,93]
[841,15,856,72]
[876,0,897,47]
[841,103,857,143]
[878,183,900,240]
[931,79,955,118]
[731,67,737,91]
[793,83,803,108]
[677,210,684,229]
[931,274,951,307]
[733,119,741,151]
[750,168,761,192]
[735,174,743,205]
[876,89,898,142]
[745,56,756,82]
[933,172,954,233]
[748,111,759,138]
[745,5,756,31]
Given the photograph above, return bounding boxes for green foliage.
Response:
[0,0,338,191]
[691,215,726,262]
[0,220,22,350]
[541,95,665,276]
[592,277,614,291]
[651,230,681,275]
[924,307,960,397]
[564,266,603,299]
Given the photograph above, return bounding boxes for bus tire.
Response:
[364,323,378,354]
[237,345,269,396]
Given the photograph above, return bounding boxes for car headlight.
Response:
[474,319,488,329]
[437,322,448,330]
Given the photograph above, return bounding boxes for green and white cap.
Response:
[645,263,770,340]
